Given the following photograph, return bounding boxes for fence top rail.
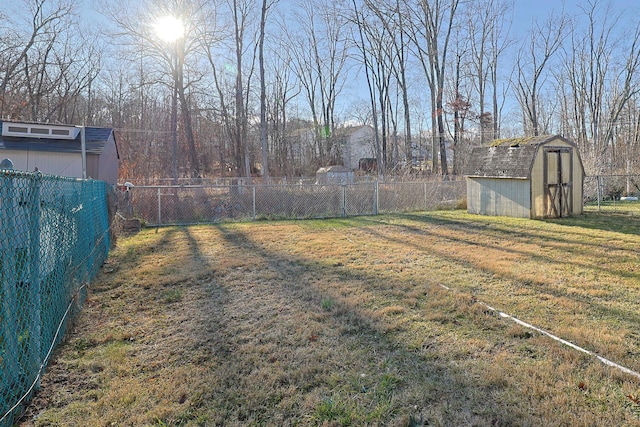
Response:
[1,169,105,183]
[1,169,44,179]
[585,174,640,178]
[120,176,467,190]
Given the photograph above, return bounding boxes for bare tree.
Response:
[230,0,256,178]
[559,0,640,173]
[288,0,349,166]
[406,0,460,176]
[197,5,236,178]
[467,0,512,143]
[365,0,413,167]
[447,27,472,175]
[487,0,513,140]
[265,38,300,176]
[258,0,270,181]
[0,0,74,118]
[350,0,382,174]
[102,0,206,178]
[353,3,396,172]
[513,10,568,136]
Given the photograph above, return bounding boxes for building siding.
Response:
[531,146,545,218]
[342,126,375,170]
[96,137,119,184]
[0,149,82,177]
[467,177,530,218]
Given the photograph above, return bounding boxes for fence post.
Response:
[596,176,602,211]
[157,187,162,225]
[27,174,42,368]
[374,181,379,215]
[252,185,256,220]
[342,184,347,217]
[424,182,428,209]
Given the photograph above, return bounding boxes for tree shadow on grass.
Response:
[343,214,640,368]
[546,210,640,236]
[182,224,536,426]
[375,212,640,291]
[22,221,638,427]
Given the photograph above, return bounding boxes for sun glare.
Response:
[154,15,184,42]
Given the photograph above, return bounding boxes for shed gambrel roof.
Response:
[0,120,117,157]
[464,135,574,179]
[317,165,352,174]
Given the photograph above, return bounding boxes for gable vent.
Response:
[2,122,80,140]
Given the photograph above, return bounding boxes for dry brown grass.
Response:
[18,210,640,426]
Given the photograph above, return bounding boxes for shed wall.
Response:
[466,177,530,218]
[571,155,584,215]
[96,138,119,184]
[343,127,375,170]
[531,146,545,218]
[0,149,82,177]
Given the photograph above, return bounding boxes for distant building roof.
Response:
[317,165,352,174]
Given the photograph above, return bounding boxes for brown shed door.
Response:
[544,147,573,217]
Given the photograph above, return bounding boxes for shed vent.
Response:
[1,122,80,140]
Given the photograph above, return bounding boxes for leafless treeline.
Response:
[1,0,640,181]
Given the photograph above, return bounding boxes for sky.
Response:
[76,0,640,31]
[74,0,640,51]
[512,0,640,33]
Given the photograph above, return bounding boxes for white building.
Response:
[339,125,376,171]
[0,120,119,185]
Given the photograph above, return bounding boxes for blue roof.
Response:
[84,126,115,143]
[0,120,116,155]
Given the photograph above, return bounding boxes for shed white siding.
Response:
[0,149,82,177]
[467,177,530,218]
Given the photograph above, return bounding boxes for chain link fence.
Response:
[118,175,640,226]
[119,178,467,226]
[584,175,640,214]
[0,170,111,427]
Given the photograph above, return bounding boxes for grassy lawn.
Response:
[18,210,640,426]
[584,199,640,215]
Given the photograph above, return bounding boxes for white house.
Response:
[0,120,119,185]
[286,124,377,172]
[340,125,376,171]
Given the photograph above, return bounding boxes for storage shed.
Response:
[0,120,119,185]
[464,135,584,218]
[316,165,354,185]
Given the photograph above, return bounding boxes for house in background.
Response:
[286,124,377,173]
[0,120,119,185]
[340,125,376,171]
[464,135,584,219]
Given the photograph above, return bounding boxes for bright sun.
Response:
[154,15,184,42]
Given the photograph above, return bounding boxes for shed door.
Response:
[543,147,573,217]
